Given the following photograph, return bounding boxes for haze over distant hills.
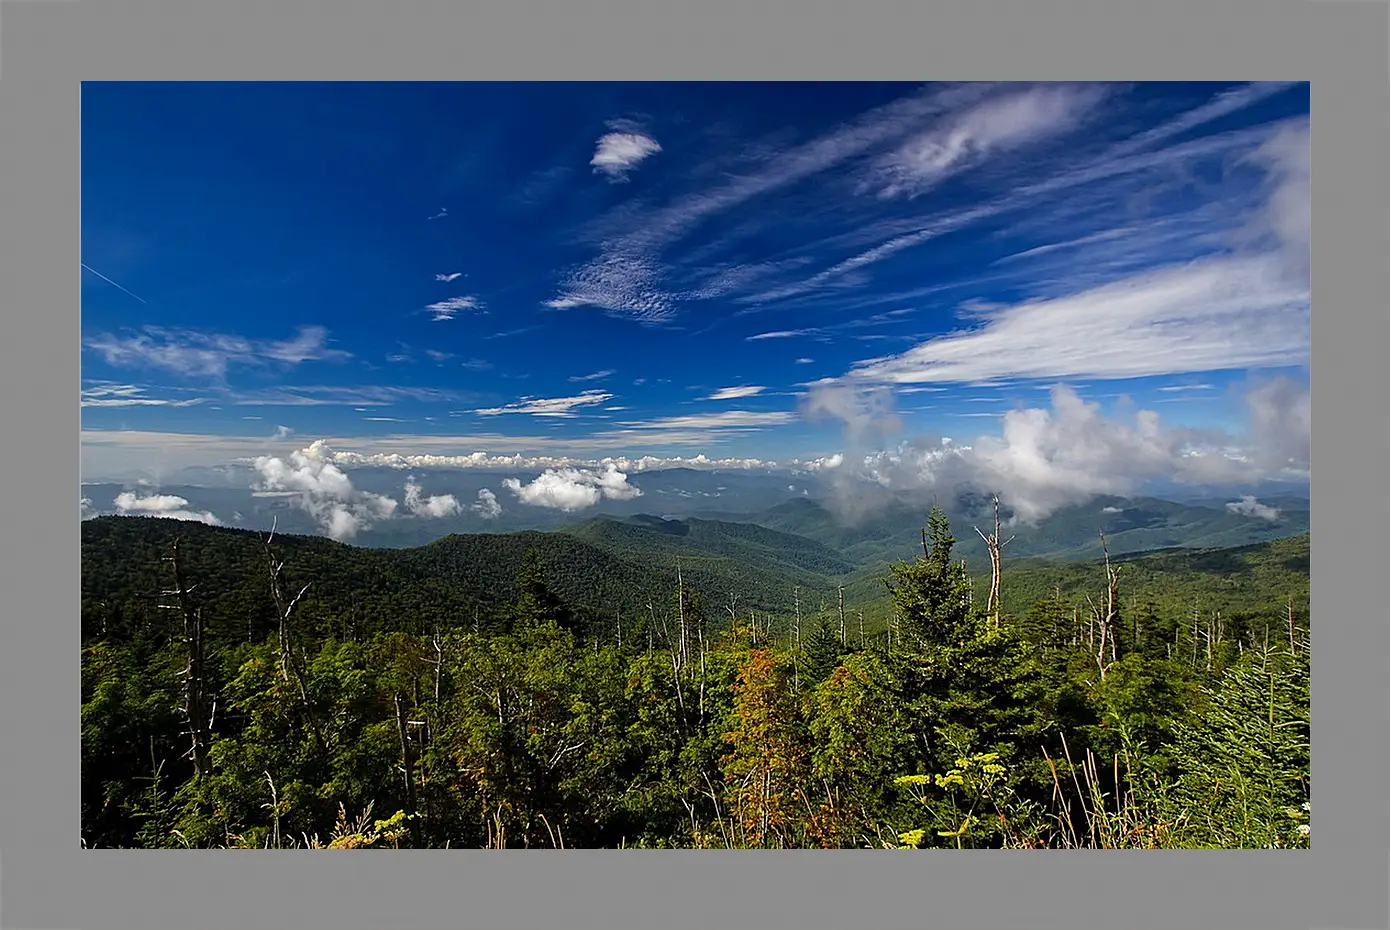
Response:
[81,464,1308,562]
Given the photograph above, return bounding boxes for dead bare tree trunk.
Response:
[393,692,418,846]
[698,612,707,720]
[1287,596,1299,653]
[793,587,803,693]
[858,609,865,648]
[838,586,846,646]
[161,538,211,778]
[263,520,326,753]
[1094,532,1121,680]
[973,495,1015,629]
[676,560,687,672]
[1190,599,1201,669]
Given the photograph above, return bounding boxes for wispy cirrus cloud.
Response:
[616,410,795,431]
[568,369,616,383]
[868,83,1110,199]
[703,385,766,401]
[435,272,464,282]
[228,384,477,407]
[746,329,816,341]
[837,117,1310,387]
[557,84,990,325]
[485,325,542,340]
[843,253,1308,386]
[81,383,209,408]
[84,325,351,379]
[424,296,483,321]
[475,390,614,418]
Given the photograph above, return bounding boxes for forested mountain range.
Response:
[82,506,1309,647]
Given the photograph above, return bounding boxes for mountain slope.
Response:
[79,515,843,644]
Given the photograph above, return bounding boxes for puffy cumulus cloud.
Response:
[402,478,463,519]
[252,440,399,541]
[801,380,902,448]
[502,465,643,512]
[803,381,1309,526]
[1243,376,1310,474]
[473,488,503,520]
[591,130,662,181]
[1226,495,1282,522]
[112,491,223,525]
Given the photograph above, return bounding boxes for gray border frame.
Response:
[1,1,1383,928]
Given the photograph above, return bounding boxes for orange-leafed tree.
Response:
[720,649,812,848]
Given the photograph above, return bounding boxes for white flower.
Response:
[1301,801,1310,811]
[1297,824,1310,836]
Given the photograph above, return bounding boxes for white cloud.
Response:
[591,131,662,180]
[425,350,456,363]
[112,491,222,525]
[704,385,766,400]
[1101,506,1124,514]
[802,378,1308,524]
[460,358,494,372]
[274,425,294,440]
[473,488,503,520]
[566,86,985,324]
[1243,375,1310,472]
[475,390,614,418]
[795,357,815,364]
[1226,495,1282,522]
[746,330,814,341]
[802,381,902,448]
[310,446,777,473]
[502,464,643,512]
[84,326,350,379]
[1108,83,1300,161]
[435,272,464,282]
[543,296,588,310]
[424,296,482,322]
[229,384,472,407]
[569,370,616,383]
[80,383,209,408]
[844,254,1308,385]
[403,478,463,518]
[553,252,677,325]
[617,410,795,431]
[252,440,400,541]
[872,84,1109,198]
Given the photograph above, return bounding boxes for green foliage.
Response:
[1162,642,1310,848]
[80,509,1310,850]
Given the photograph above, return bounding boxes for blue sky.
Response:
[82,81,1310,505]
